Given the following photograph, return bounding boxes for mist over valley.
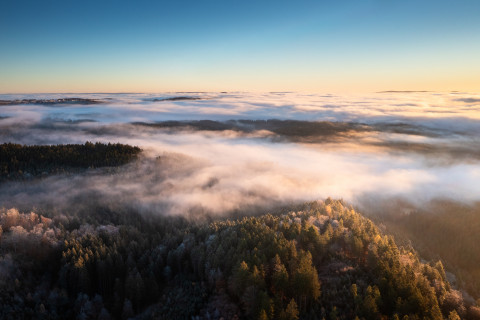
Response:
[2,91,480,319]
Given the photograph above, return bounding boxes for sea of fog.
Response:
[1,91,480,216]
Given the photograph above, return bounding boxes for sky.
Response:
[1,0,480,93]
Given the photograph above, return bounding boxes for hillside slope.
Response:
[1,199,477,319]
[368,199,480,299]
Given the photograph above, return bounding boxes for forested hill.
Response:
[0,142,141,180]
[0,199,477,319]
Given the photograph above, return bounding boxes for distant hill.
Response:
[0,98,103,105]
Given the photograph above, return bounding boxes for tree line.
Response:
[0,142,141,180]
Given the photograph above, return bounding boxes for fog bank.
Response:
[1,91,480,216]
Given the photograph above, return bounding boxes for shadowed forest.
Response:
[0,142,140,180]
[2,192,476,319]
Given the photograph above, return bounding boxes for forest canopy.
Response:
[1,199,477,319]
[0,142,141,180]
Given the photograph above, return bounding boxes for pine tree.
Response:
[285,298,299,320]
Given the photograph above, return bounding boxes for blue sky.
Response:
[1,0,479,93]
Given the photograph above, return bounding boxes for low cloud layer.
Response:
[1,91,480,216]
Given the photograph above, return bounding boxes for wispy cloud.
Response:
[454,98,480,103]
